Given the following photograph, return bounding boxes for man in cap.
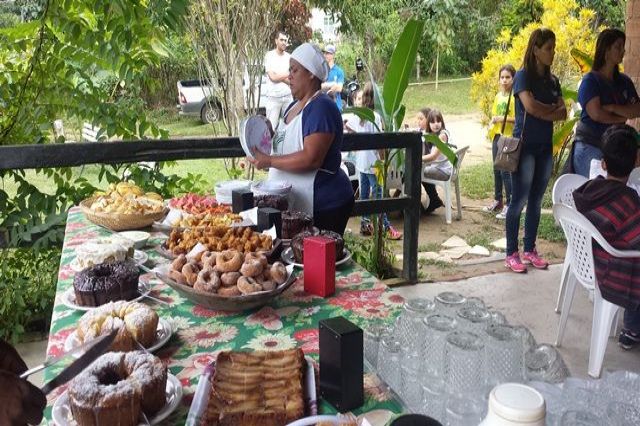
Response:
[321,44,345,111]
[263,31,292,131]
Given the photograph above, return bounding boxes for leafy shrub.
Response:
[0,247,60,342]
[471,0,598,124]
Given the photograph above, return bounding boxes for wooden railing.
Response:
[0,132,422,282]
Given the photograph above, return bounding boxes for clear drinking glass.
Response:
[488,310,507,325]
[561,386,604,415]
[464,296,485,309]
[484,324,525,386]
[606,401,640,426]
[525,344,570,384]
[559,410,603,425]
[377,336,402,392]
[396,298,435,351]
[515,325,538,352]
[363,324,392,369]
[422,314,457,378]
[400,349,424,412]
[434,292,466,314]
[444,330,485,394]
[456,306,491,332]
[445,395,484,426]
[420,375,446,423]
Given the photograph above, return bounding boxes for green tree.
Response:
[0,0,188,145]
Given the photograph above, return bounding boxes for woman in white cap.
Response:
[248,42,354,235]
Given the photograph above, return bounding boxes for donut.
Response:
[237,276,263,294]
[194,269,221,293]
[261,280,277,291]
[171,254,187,271]
[216,250,243,273]
[240,259,263,277]
[270,262,287,284]
[168,270,188,286]
[201,251,217,269]
[220,271,241,287]
[181,262,200,286]
[217,285,242,297]
[245,252,268,267]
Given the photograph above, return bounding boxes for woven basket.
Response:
[80,197,167,231]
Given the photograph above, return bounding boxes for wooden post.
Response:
[435,49,439,91]
[402,132,422,283]
[625,0,640,130]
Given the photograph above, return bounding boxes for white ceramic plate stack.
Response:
[213,180,252,205]
[239,115,272,159]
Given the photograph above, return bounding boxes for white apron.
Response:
[269,94,325,215]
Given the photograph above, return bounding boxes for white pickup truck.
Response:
[177,73,269,123]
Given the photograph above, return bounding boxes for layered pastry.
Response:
[68,351,167,426]
[203,349,306,425]
[77,301,159,352]
[73,260,140,307]
[291,229,344,264]
[281,210,313,240]
[75,236,135,270]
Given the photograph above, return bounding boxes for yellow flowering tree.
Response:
[471,0,598,126]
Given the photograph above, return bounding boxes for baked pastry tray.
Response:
[185,355,317,426]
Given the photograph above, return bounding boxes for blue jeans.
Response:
[360,172,391,229]
[492,138,512,204]
[572,140,602,178]
[505,144,553,255]
[624,309,640,333]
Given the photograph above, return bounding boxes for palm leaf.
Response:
[552,118,578,155]
[562,87,578,103]
[342,107,381,132]
[570,48,592,74]
[394,105,406,131]
[382,19,425,121]
[424,134,457,166]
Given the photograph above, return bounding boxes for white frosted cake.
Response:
[75,237,135,270]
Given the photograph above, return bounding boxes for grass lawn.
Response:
[403,78,476,119]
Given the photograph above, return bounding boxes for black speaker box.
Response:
[231,189,254,213]
[319,316,364,412]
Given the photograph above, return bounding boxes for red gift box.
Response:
[303,236,336,297]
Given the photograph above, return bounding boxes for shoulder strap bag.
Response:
[493,90,525,173]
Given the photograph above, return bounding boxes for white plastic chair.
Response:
[553,203,640,378]
[422,145,469,224]
[551,174,588,313]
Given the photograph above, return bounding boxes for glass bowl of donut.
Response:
[153,249,296,311]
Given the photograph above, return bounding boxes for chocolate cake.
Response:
[254,194,288,211]
[291,229,343,264]
[281,210,313,240]
[73,260,140,307]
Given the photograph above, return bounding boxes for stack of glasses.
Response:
[364,292,570,425]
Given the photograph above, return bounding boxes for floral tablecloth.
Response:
[43,207,406,424]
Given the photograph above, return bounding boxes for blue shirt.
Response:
[287,94,353,212]
[327,64,345,110]
[513,68,562,147]
[578,71,639,140]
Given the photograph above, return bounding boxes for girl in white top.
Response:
[344,83,402,239]
[422,109,453,213]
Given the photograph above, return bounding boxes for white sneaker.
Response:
[496,205,508,220]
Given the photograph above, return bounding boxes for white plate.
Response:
[52,373,182,426]
[64,318,172,355]
[281,247,352,269]
[239,115,272,159]
[61,281,152,312]
[70,250,149,272]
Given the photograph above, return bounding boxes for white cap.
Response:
[291,42,329,82]
[484,383,546,424]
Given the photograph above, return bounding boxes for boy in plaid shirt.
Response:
[573,124,640,349]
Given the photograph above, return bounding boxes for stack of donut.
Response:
[168,250,288,296]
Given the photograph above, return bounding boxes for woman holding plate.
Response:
[248,43,354,235]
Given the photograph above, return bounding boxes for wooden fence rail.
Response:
[0,132,422,282]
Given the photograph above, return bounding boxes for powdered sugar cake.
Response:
[203,348,306,425]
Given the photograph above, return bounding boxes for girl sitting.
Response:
[422,109,453,214]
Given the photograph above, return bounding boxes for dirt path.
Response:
[348,114,568,282]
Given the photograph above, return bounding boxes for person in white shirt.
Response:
[264,31,292,131]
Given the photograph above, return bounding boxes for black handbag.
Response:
[493,91,525,173]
